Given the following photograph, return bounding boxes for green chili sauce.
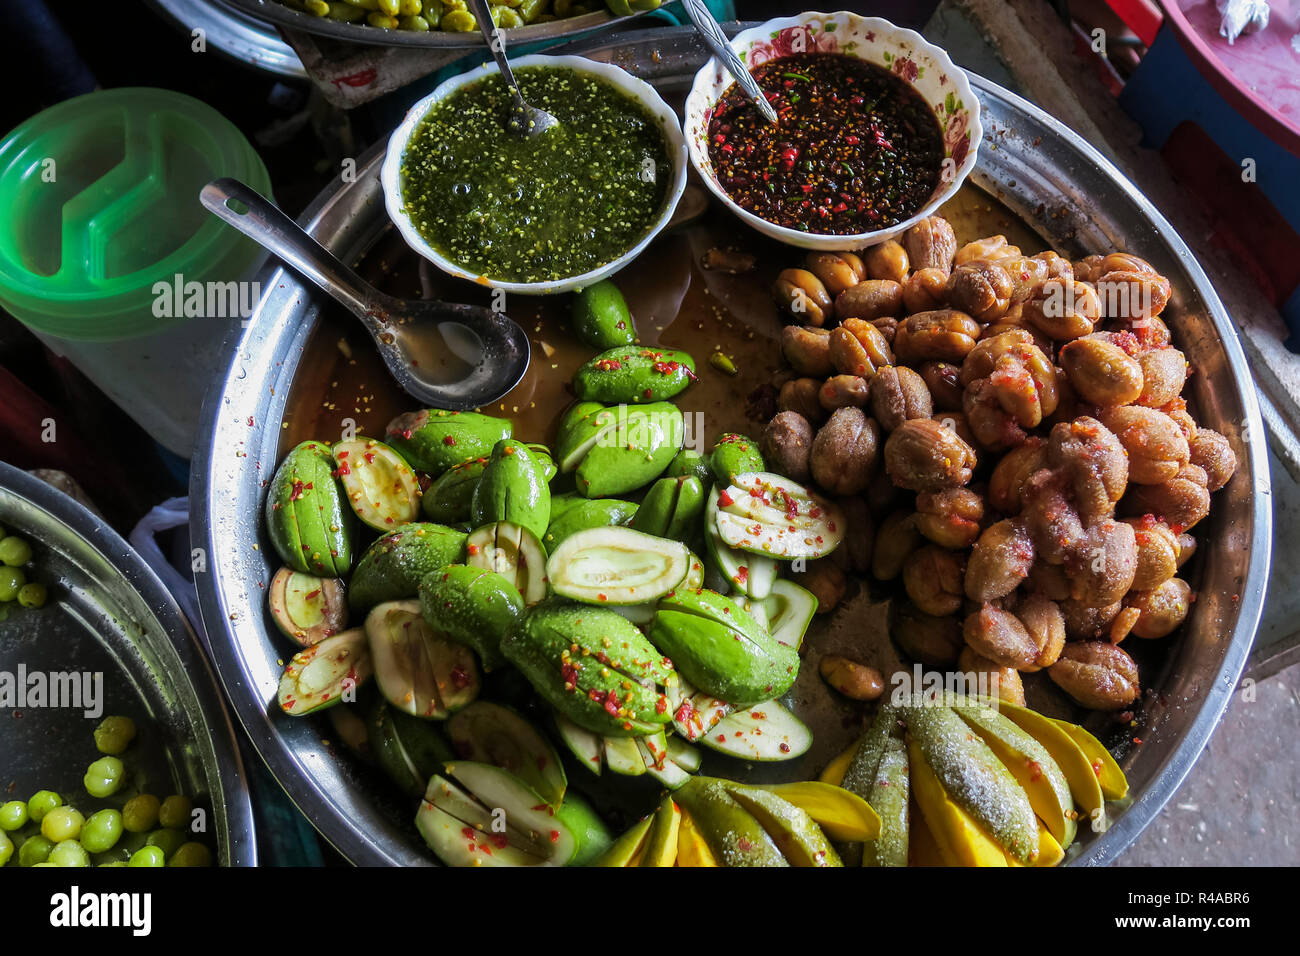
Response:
[400,67,672,284]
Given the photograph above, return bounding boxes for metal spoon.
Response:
[679,0,778,124]
[200,177,530,411]
[465,0,558,137]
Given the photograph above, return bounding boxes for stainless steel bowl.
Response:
[193,26,1271,866]
[0,463,256,866]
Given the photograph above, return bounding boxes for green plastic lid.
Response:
[0,87,272,342]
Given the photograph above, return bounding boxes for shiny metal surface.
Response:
[679,0,778,123]
[0,462,256,866]
[200,178,529,410]
[226,0,645,50]
[193,26,1271,867]
[146,0,305,78]
[465,0,561,137]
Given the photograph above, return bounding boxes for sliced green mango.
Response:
[745,781,881,842]
[704,490,777,598]
[277,628,370,716]
[861,738,909,867]
[422,456,488,524]
[573,345,696,404]
[446,701,566,807]
[673,778,788,867]
[542,497,638,552]
[630,475,707,542]
[639,797,681,867]
[724,784,841,867]
[384,409,512,476]
[333,437,421,531]
[348,523,467,611]
[553,792,613,867]
[665,447,713,486]
[470,439,551,541]
[700,700,812,761]
[418,563,523,671]
[572,279,637,350]
[574,403,684,498]
[465,521,548,605]
[365,600,479,719]
[547,526,690,606]
[371,699,455,798]
[713,472,845,561]
[761,579,818,651]
[602,735,645,776]
[265,440,353,576]
[553,710,604,776]
[1051,718,1128,800]
[593,814,652,867]
[268,567,347,647]
[710,433,765,485]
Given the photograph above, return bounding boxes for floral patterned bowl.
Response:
[684,11,982,251]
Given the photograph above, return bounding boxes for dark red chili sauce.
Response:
[706,52,945,235]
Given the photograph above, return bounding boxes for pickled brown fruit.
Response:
[915,488,984,549]
[781,325,834,377]
[965,519,1034,602]
[903,545,967,617]
[1067,518,1138,608]
[805,251,865,296]
[831,496,874,574]
[819,374,871,411]
[773,268,833,325]
[1072,254,1106,284]
[1023,279,1101,341]
[836,279,904,322]
[946,259,1014,322]
[903,216,957,274]
[1048,641,1140,710]
[988,439,1048,514]
[1136,347,1187,408]
[918,361,964,411]
[1014,594,1066,671]
[1101,406,1190,485]
[1020,468,1085,566]
[884,418,977,492]
[1189,428,1236,492]
[1122,517,1180,591]
[894,310,981,364]
[901,267,950,313]
[1128,577,1192,639]
[869,365,933,431]
[872,510,922,581]
[895,602,964,667]
[962,604,1038,670]
[830,321,892,378]
[958,647,1026,706]
[1095,269,1171,321]
[1059,333,1144,406]
[778,377,828,425]
[819,655,884,701]
[1025,559,1071,601]
[955,234,1014,265]
[1059,598,1122,641]
[810,406,880,496]
[864,240,909,283]
[760,410,814,483]
[1047,416,1128,524]
[998,255,1052,302]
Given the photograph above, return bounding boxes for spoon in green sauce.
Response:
[200,178,530,411]
[466,0,559,138]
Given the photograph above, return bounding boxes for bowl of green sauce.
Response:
[383,55,688,294]
[684,11,982,251]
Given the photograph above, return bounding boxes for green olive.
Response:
[26,790,60,823]
[122,793,161,833]
[128,846,166,867]
[48,840,90,868]
[0,566,24,602]
[84,756,125,798]
[146,828,186,858]
[18,834,54,867]
[17,582,47,608]
[93,715,137,755]
[81,809,124,854]
[0,800,29,831]
[0,535,33,567]
[168,842,213,867]
[40,806,84,843]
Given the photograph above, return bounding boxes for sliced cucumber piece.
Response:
[277,628,370,716]
[268,566,348,647]
[444,761,578,864]
[546,526,689,606]
[465,521,548,604]
[762,579,818,651]
[418,774,547,867]
[666,735,702,773]
[712,472,845,561]
[704,491,777,598]
[334,437,421,531]
[602,735,646,777]
[446,702,566,807]
[365,600,479,719]
[699,700,813,761]
[554,711,605,776]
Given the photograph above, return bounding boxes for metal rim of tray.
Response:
[0,462,258,866]
[146,0,307,78]
[192,25,1271,867]
[224,0,647,50]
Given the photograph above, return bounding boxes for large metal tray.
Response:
[192,26,1271,866]
[0,463,256,866]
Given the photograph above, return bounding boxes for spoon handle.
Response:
[465,0,522,97]
[200,178,384,326]
[679,0,778,125]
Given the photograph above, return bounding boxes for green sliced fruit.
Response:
[640,797,681,866]
[465,521,548,605]
[635,731,691,788]
[371,699,455,797]
[629,476,706,541]
[542,497,638,552]
[418,563,523,671]
[669,677,732,743]
[700,700,812,761]
[566,403,684,498]
[501,600,677,737]
[444,761,577,863]
[745,782,881,842]
[704,491,777,598]
[713,471,846,560]
[526,443,557,483]
[547,526,690,606]
[907,737,1008,867]
[422,456,488,524]
[649,588,799,706]
[384,409,512,476]
[470,439,552,540]
[675,806,720,866]
[418,772,550,867]
[365,600,479,719]
[988,699,1106,826]
[348,523,467,611]
[333,437,421,531]
[572,278,637,350]
[665,447,713,486]
[761,580,818,651]
[553,792,613,867]
[553,711,605,776]
[666,735,702,773]
[861,739,909,867]
[268,567,347,647]
[602,735,646,776]
[673,777,788,867]
[841,704,902,801]
[710,433,765,485]
[593,814,652,867]
[1052,718,1128,800]
[277,628,370,716]
[572,345,696,405]
[955,704,1076,848]
[904,705,1038,863]
[724,784,841,867]
[265,440,353,576]
[446,701,566,807]
[555,402,617,473]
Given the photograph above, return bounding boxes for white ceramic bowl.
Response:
[381,54,688,295]
[684,11,983,251]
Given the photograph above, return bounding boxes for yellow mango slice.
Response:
[985,698,1105,827]
[1051,719,1129,800]
[818,740,859,787]
[745,781,881,842]
[907,738,1007,867]
[675,806,720,867]
[594,814,652,867]
[1004,821,1065,868]
[640,797,681,867]
[907,799,946,867]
